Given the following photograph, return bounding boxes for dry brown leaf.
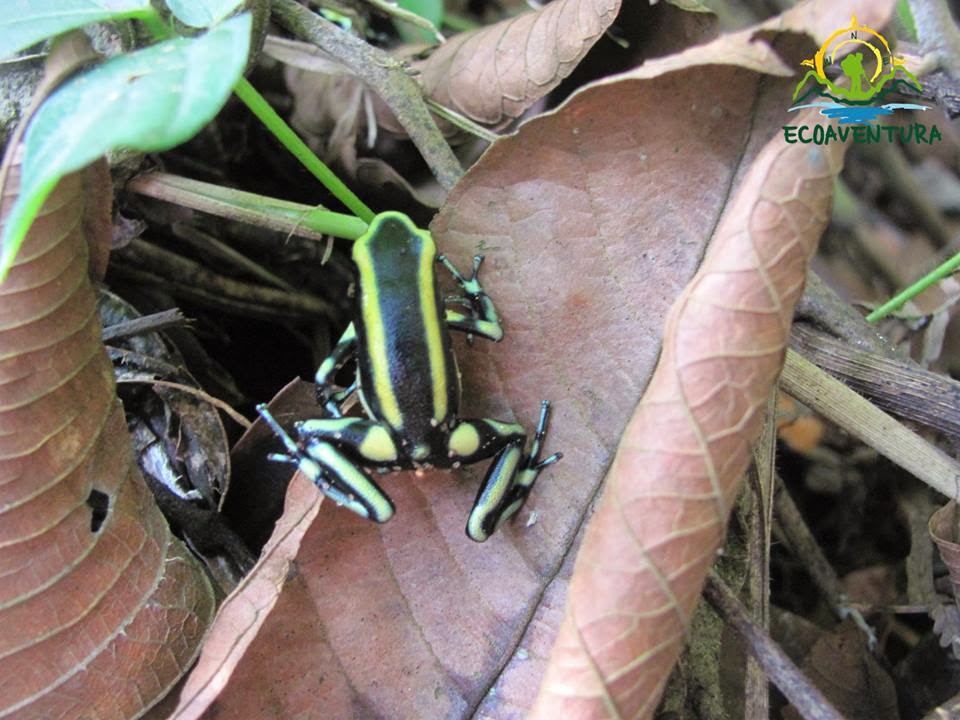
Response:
[194,66,787,720]
[171,470,322,719]
[530,110,847,719]
[0,159,215,719]
[414,0,620,128]
[595,0,894,83]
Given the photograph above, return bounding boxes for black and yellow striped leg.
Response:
[449,401,562,542]
[256,405,395,523]
[437,254,504,342]
[314,323,358,415]
[296,416,399,468]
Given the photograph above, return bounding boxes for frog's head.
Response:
[353,211,436,265]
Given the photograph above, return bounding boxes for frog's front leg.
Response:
[257,406,396,523]
[449,401,562,542]
[437,254,504,342]
[315,322,358,415]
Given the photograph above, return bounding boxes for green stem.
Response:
[232,77,374,223]
[125,172,367,240]
[866,249,960,322]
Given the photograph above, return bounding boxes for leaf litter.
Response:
[171,1,905,718]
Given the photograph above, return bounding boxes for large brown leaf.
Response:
[0,158,215,719]
[174,1,893,717]
[531,110,847,719]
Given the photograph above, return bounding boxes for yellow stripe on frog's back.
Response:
[353,229,404,429]
[417,230,447,424]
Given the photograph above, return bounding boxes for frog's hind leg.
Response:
[256,405,395,523]
[448,401,562,542]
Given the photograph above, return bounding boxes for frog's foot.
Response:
[465,401,562,542]
[437,253,485,294]
[526,400,564,471]
[257,404,395,522]
[437,253,504,342]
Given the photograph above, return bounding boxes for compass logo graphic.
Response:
[789,15,927,125]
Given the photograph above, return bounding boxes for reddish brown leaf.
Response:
[606,0,896,82]
[171,472,322,720]
[196,61,788,720]
[0,158,214,719]
[530,114,847,719]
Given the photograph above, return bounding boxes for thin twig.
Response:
[780,349,960,501]
[117,238,335,319]
[745,390,777,720]
[101,308,188,342]
[790,324,960,443]
[363,0,445,42]
[425,99,500,143]
[271,0,463,191]
[703,572,844,720]
[795,271,897,358]
[172,223,297,292]
[116,378,252,430]
[773,473,844,606]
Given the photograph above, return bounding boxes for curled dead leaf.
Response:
[531,112,848,719]
[0,159,214,719]
[170,468,323,720]
[931,502,960,601]
[411,0,621,129]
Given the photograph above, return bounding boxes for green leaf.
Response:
[165,0,244,28]
[0,13,252,281]
[0,0,153,60]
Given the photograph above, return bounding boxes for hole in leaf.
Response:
[86,489,110,533]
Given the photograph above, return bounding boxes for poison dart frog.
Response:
[257,211,561,542]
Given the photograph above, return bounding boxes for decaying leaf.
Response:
[282,0,623,151]
[179,51,768,712]
[931,502,960,600]
[0,158,215,718]
[170,465,323,719]
[530,108,847,717]
[412,0,621,128]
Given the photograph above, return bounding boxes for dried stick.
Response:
[703,572,844,720]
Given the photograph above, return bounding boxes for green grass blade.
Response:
[866,251,960,322]
[232,76,375,222]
